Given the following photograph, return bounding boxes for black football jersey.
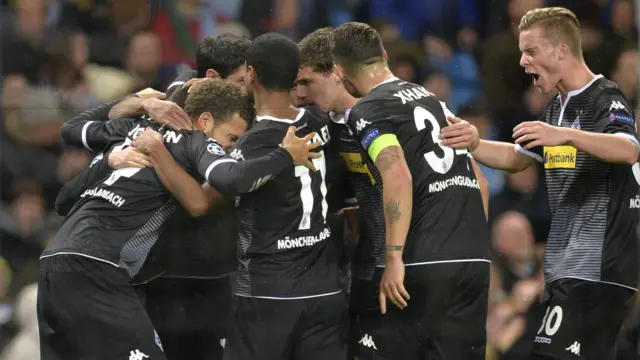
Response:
[233,107,342,298]
[46,116,295,278]
[516,76,639,289]
[347,78,490,264]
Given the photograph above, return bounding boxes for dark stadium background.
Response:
[0,0,637,358]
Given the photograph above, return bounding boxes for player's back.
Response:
[233,107,341,298]
[45,119,212,277]
[348,79,490,265]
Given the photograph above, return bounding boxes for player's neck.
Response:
[254,89,299,119]
[355,64,396,96]
[333,91,358,115]
[556,61,596,101]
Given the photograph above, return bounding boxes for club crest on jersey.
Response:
[361,128,381,149]
[207,142,225,155]
[543,146,577,169]
[609,113,635,125]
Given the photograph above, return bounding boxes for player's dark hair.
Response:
[332,22,385,74]
[299,27,334,74]
[196,34,251,78]
[184,79,250,126]
[248,33,300,91]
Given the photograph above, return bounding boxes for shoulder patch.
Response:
[361,127,381,149]
[207,142,226,155]
[610,113,635,125]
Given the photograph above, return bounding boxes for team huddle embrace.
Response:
[37,6,639,360]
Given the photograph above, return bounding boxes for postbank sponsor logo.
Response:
[543,146,577,169]
[340,152,375,185]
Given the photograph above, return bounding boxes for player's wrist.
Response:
[562,127,577,146]
[385,245,404,260]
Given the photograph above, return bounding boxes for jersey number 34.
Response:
[414,106,467,174]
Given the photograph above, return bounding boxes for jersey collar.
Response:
[329,109,351,125]
[372,76,400,91]
[255,108,306,123]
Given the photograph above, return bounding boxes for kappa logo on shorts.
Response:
[129,349,149,360]
[358,334,377,349]
[566,341,581,356]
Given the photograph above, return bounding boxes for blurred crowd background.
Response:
[0,0,637,359]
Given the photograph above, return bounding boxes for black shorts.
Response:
[139,275,233,360]
[348,269,383,358]
[352,261,489,360]
[224,292,348,360]
[530,278,635,360]
[38,254,165,360]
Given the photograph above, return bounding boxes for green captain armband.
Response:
[368,134,401,162]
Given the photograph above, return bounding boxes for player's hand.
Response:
[132,128,165,155]
[108,147,152,169]
[282,126,322,171]
[513,121,569,149]
[141,98,192,131]
[440,116,480,151]
[136,88,166,99]
[379,256,410,314]
[183,78,207,92]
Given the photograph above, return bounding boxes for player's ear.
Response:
[383,50,388,62]
[247,64,256,82]
[198,112,214,131]
[205,69,220,79]
[557,43,569,61]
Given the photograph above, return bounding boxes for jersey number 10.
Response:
[414,106,468,174]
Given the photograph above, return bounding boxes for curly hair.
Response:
[184,79,251,125]
[196,34,251,78]
[299,27,334,73]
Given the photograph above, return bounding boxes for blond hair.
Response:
[519,7,583,60]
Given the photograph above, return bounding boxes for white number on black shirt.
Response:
[294,152,328,230]
[413,105,467,174]
[104,138,143,185]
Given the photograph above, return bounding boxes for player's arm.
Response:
[564,92,637,165]
[60,100,123,151]
[350,103,411,312]
[55,153,111,216]
[55,146,153,216]
[108,89,191,130]
[471,158,489,220]
[370,138,413,259]
[441,117,538,172]
[132,128,319,215]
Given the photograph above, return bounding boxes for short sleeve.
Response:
[347,100,397,161]
[594,90,638,147]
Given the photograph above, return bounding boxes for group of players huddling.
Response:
[36,6,639,360]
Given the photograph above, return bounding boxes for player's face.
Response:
[519,26,562,94]
[225,66,247,94]
[333,64,361,98]
[210,113,248,150]
[295,67,340,112]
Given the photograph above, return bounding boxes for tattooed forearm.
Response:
[385,199,402,224]
[375,146,402,173]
